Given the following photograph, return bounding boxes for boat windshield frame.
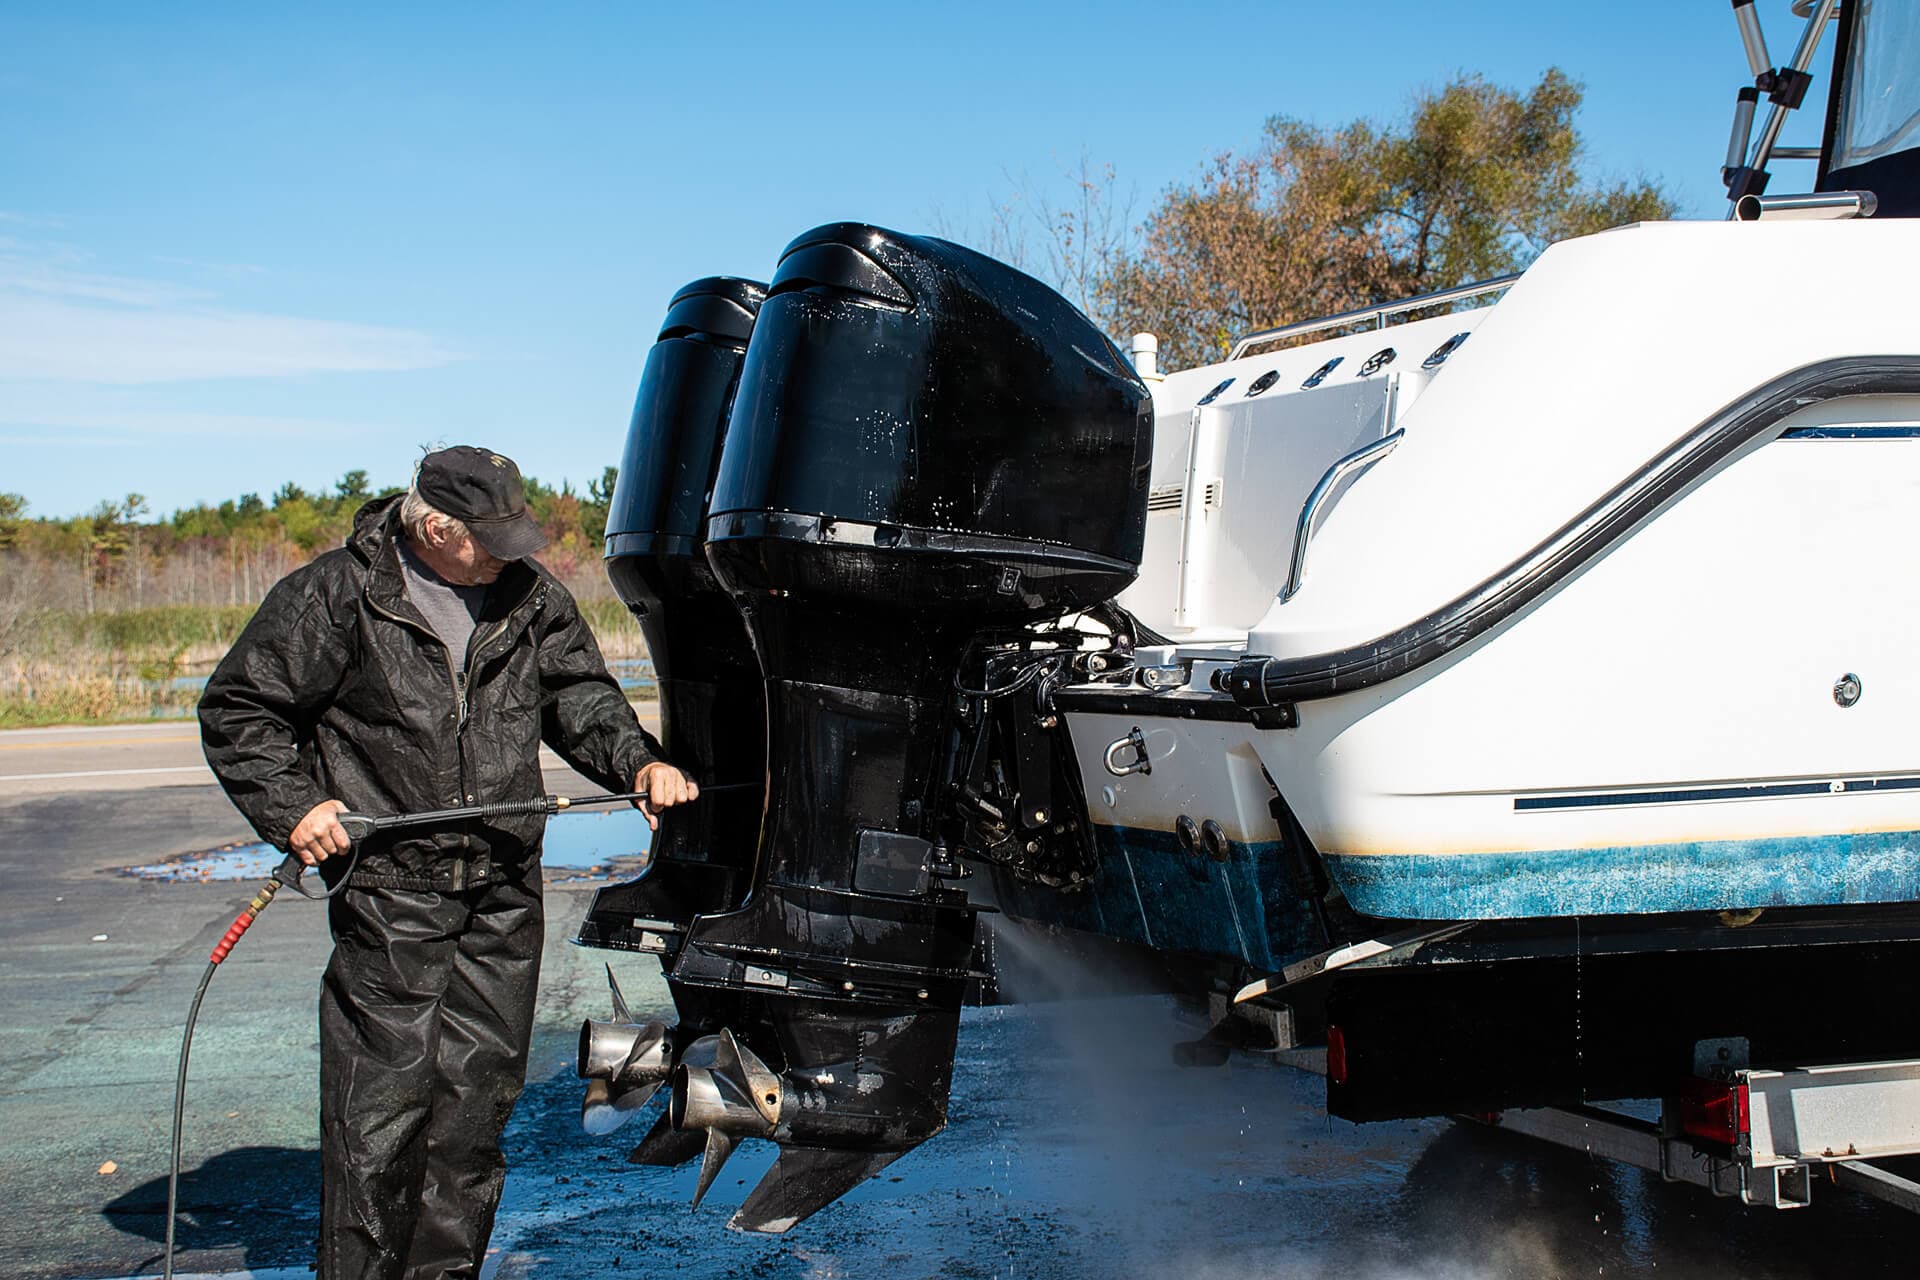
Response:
[1818,0,1920,214]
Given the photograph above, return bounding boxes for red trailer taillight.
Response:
[1327,1025,1349,1085]
[1673,1075,1750,1148]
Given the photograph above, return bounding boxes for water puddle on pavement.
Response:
[120,809,655,884]
[122,841,283,882]
[543,807,653,882]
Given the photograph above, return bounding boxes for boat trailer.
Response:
[1216,906,1920,1217]
[1474,1060,1920,1215]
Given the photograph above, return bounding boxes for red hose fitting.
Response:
[209,880,281,965]
[209,916,250,965]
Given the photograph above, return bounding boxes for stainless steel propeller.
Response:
[670,1028,782,1208]
[576,964,676,1136]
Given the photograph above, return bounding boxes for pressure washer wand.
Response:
[163,781,755,1278]
[258,782,759,893]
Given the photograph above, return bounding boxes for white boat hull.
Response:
[1067,218,1920,927]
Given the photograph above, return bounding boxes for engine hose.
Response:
[953,651,1066,701]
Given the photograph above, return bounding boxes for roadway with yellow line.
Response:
[0,706,663,798]
[0,732,200,751]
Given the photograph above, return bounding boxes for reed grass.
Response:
[0,666,202,728]
[0,599,653,729]
[26,604,258,656]
[578,598,646,659]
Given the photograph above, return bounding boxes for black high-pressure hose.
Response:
[161,784,752,1279]
[163,853,321,1279]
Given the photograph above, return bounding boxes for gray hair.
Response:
[399,486,470,545]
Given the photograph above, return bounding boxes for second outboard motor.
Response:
[574,278,768,1139]
[659,223,1152,1230]
[580,276,768,936]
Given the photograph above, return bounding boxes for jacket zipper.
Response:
[368,582,546,803]
[444,647,470,804]
[450,657,469,731]
[463,585,544,680]
[366,594,473,804]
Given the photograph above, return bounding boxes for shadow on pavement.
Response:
[1388,1123,1918,1278]
[102,1144,319,1273]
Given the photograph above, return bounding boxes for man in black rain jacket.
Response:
[200,446,696,1279]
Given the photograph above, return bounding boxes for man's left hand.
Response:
[632,762,699,830]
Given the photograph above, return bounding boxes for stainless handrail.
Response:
[1229,275,1519,360]
[1282,429,1404,602]
[1736,190,1878,221]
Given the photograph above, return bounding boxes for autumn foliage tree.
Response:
[1103,70,1674,369]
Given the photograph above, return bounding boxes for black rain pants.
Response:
[318,863,543,1280]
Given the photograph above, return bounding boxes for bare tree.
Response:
[0,553,32,666]
[927,152,1138,324]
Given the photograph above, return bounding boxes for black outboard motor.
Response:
[581,276,769,944]
[574,278,768,1140]
[651,224,1152,1231]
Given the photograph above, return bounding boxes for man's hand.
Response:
[632,762,699,830]
[290,799,352,865]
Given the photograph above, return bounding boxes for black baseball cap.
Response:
[416,446,549,561]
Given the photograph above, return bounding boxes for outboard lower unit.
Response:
[577,223,1151,1231]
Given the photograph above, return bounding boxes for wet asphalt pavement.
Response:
[1,779,1915,1279]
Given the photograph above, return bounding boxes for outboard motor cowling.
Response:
[709,222,1152,651]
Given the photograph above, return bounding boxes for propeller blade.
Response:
[691,1127,737,1210]
[628,1110,707,1168]
[606,962,632,1024]
[715,1027,782,1127]
[617,1021,669,1079]
[581,1076,663,1137]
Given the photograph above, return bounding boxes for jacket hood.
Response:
[349,494,404,563]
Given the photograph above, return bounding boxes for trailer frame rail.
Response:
[1473,1057,1920,1213]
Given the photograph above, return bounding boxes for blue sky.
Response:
[1,1,1838,518]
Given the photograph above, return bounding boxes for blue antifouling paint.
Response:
[1323,830,1920,920]
[1107,826,1249,960]
[995,825,1325,971]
